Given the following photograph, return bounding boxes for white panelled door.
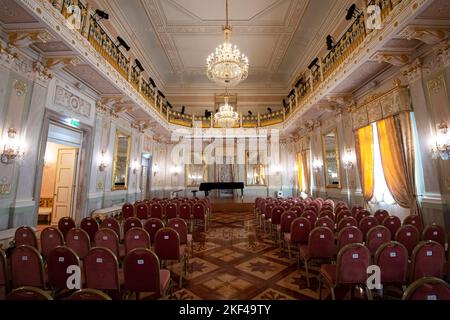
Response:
[52,148,78,224]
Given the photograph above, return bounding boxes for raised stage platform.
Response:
[209,196,256,213]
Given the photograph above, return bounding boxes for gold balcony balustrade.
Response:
[46,0,402,129]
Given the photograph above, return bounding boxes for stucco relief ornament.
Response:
[13,80,27,96]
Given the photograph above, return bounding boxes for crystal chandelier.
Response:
[214,95,239,128]
[206,0,249,87]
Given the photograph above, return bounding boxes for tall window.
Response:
[371,123,395,205]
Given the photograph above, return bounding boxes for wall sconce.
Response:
[131,160,140,174]
[152,164,160,176]
[312,159,323,173]
[432,121,450,160]
[98,150,109,172]
[171,165,182,175]
[342,149,354,170]
[1,128,24,165]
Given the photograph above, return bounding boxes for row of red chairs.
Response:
[1,244,172,300]
[122,198,210,232]
[6,287,112,300]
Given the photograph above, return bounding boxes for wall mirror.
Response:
[112,129,131,190]
[185,164,208,187]
[245,151,267,186]
[322,129,341,188]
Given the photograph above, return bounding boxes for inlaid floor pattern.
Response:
[166,211,341,300]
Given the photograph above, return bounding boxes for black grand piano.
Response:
[199,182,245,198]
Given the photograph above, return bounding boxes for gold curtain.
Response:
[355,125,374,202]
[377,115,421,214]
[302,150,311,194]
[296,152,303,192]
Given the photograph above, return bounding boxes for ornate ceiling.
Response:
[94,0,354,94]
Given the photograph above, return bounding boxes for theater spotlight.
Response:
[308,57,319,70]
[288,89,295,98]
[267,107,272,113]
[180,106,185,114]
[94,9,109,21]
[345,4,361,21]
[157,90,165,99]
[326,35,335,51]
[134,59,144,72]
[248,110,253,116]
[149,77,156,88]
[167,102,173,109]
[295,77,303,88]
[116,36,130,51]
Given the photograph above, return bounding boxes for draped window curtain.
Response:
[377,114,422,217]
[302,150,311,194]
[296,152,303,192]
[355,125,374,202]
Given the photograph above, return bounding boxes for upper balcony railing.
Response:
[46,0,401,129]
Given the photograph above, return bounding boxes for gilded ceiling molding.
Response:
[44,56,81,70]
[401,58,423,83]
[32,62,53,81]
[398,25,449,45]
[371,51,412,66]
[8,29,54,48]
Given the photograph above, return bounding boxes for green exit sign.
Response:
[69,119,80,127]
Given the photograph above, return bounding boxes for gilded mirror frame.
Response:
[185,155,208,187]
[322,128,341,189]
[245,151,267,186]
[112,129,131,191]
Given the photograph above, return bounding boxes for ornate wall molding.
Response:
[54,85,92,118]
[398,25,449,45]
[352,80,411,130]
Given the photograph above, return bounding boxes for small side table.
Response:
[191,190,198,197]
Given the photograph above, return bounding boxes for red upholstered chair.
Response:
[95,228,124,260]
[337,216,358,232]
[290,206,303,217]
[359,216,378,236]
[351,206,364,218]
[47,246,81,291]
[374,209,389,225]
[410,241,445,281]
[14,226,38,249]
[58,217,76,239]
[403,215,423,234]
[80,217,99,244]
[11,245,45,289]
[319,243,372,300]
[402,277,450,300]
[301,211,317,227]
[280,212,297,249]
[123,217,143,236]
[84,247,122,294]
[422,224,446,248]
[285,217,311,259]
[299,226,335,288]
[122,203,135,219]
[337,226,363,251]
[179,203,192,230]
[336,210,352,223]
[167,218,192,259]
[144,218,165,245]
[66,228,91,260]
[7,287,53,300]
[270,206,284,242]
[136,203,149,220]
[123,248,172,300]
[0,249,8,294]
[375,241,408,288]
[164,203,178,220]
[68,288,112,300]
[262,203,275,232]
[124,227,151,255]
[193,203,208,232]
[366,225,391,256]
[318,211,335,221]
[150,203,163,219]
[382,216,401,240]
[101,218,121,240]
[315,216,335,231]
[355,209,371,223]
[395,225,420,257]
[40,227,64,258]
[154,228,186,288]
